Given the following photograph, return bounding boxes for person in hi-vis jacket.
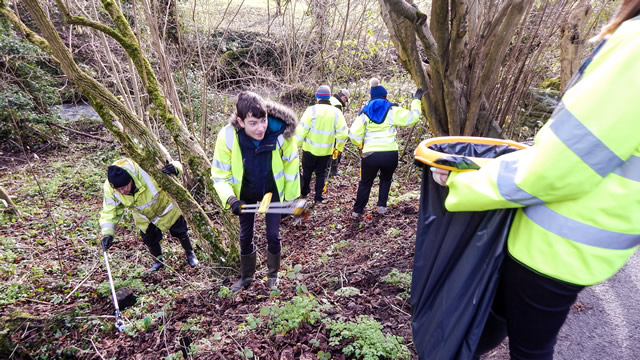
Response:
[348,78,422,218]
[431,2,640,358]
[211,91,300,291]
[99,158,199,274]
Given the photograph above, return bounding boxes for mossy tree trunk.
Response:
[378,0,566,137]
[1,0,238,264]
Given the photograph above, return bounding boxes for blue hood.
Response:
[359,98,396,124]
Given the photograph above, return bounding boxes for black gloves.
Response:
[413,88,425,100]
[102,235,114,251]
[162,161,179,176]
[228,197,246,216]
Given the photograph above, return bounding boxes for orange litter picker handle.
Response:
[414,136,528,172]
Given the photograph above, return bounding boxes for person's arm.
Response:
[280,137,301,201]
[446,31,640,212]
[295,107,312,148]
[348,114,366,148]
[211,126,236,209]
[390,98,421,128]
[334,111,348,152]
[99,181,124,236]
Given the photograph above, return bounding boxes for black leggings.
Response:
[475,255,584,360]
[353,151,398,214]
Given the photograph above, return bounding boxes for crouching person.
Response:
[99,158,199,274]
[211,91,300,291]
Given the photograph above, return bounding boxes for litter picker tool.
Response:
[102,242,126,332]
[240,193,311,224]
[322,149,341,195]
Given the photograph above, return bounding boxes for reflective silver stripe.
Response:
[299,122,312,131]
[118,160,138,177]
[104,197,120,206]
[523,205,640,250]
[152,202,174,224]
[274,170,284,180]
[138,168,158,196]
[213,176,239,184]
[113,192,122,202]
[304,138,333,148]
[135,193,158,211]
[364,137,395,145]
[614,155,640,182]
[311,105,317,128]
[349,131,363,142]
[335,125,347,133]
[279,190,285,199]
[296,134,305,142]
[335,138,346,144]
[224,125,235,151]
[133,211,150,222]
[101,223,115,230]
[306,127,336,136]
[282,151,299,162]
[212,158,231,171]
[550,102,623,177]
[365,128,396,139]
[284,172,298,182]
[496,160,544,206]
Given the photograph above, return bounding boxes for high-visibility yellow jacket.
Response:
[329,95,345,112]
[296,103,348,156]
[212,101,300,207]
[445,18,640,286]
[349,98,421,153]
[99,158,183,236]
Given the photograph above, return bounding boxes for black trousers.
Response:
[353,151,398,214]
[238,193,281,256]
[140,216,190,257]
[300,151,331,201]
[475,254,584,360]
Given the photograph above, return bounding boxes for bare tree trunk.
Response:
[0,184,21,216]
[2,0,232,263]
[560,2,592,90]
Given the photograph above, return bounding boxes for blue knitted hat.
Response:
[369,78,387,100]
[315,85,331,99]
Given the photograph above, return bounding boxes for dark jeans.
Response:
[353,151,398,214]
[475,254,584,360]
[301,151,331,201]
[140,216,189,256]
[238,193,282,256]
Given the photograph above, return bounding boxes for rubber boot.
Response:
[179,236,199,268]
[144,241,164,274]
[266,252,281,289]
[230,250,257,292]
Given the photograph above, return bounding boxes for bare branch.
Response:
[54,0,126,46]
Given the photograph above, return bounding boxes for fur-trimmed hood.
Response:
[228,100,298,139]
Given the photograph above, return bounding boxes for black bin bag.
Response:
[412,137,528,360]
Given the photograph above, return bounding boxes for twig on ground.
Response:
[65,263,100,300]
[46,121,113,143]
[88,336,107,360]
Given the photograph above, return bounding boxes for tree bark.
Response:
[560,2,592,90]
[379,0,585,137]
[5,0,233,263]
